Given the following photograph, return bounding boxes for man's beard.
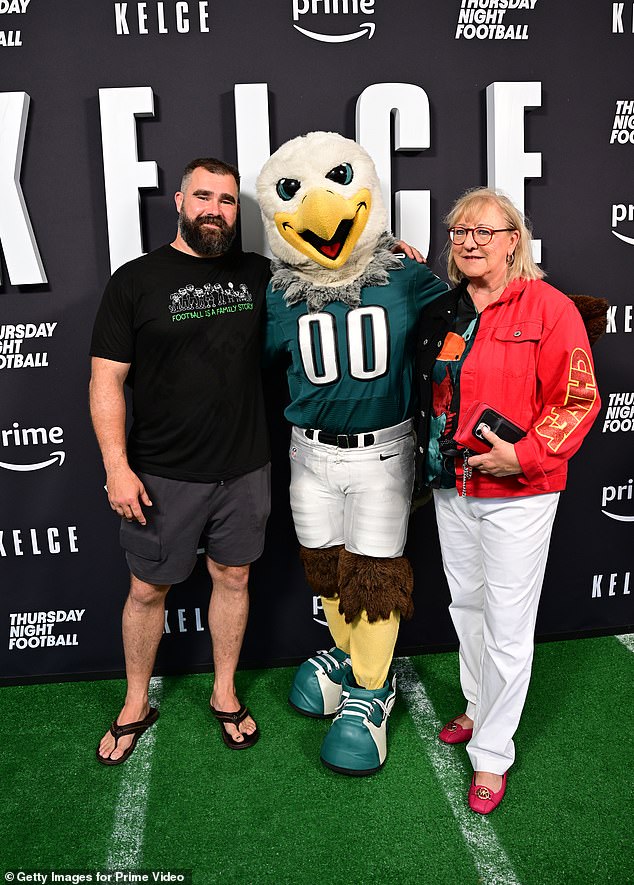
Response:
[179,210,237,257]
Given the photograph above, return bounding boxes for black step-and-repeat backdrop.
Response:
[1,2,632,683]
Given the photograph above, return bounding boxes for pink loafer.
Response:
[468,773,507,814]
[439,716,473,744]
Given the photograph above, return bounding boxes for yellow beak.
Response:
[274,187,372,269]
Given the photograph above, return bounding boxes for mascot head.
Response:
[256,131,388,290]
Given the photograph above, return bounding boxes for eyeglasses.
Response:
[448,226,515,246]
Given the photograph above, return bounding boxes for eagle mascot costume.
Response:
[257,131,448,775]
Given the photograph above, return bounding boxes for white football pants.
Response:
[434,488,560,774]
[289,420,414,558]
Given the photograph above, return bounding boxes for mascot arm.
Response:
[414,262,451,310]
[262,286,286,367]
[568,294,608,347]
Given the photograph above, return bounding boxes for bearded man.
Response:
[90,158,272,763]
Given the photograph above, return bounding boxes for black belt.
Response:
[304,429,375,448]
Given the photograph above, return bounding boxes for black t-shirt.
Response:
[90,243,272,482]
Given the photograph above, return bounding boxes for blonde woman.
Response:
[416,188,601,812]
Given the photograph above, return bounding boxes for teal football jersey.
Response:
[265,258,449,434]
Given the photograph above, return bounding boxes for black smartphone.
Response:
[473,408,526,445]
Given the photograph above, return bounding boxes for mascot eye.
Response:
[326,163,353,186]
[276,178,301,201]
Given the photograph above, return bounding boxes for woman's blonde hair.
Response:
[444,187,544,286]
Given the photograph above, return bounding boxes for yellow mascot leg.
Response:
[321,552,411,775]
[289,546,352,718]
[349,609,400,690]
[336,550,413,689]
[299,545,350,652]
[320,594,351,654]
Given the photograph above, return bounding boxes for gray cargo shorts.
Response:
[119,463,271,585]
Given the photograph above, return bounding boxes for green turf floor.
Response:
[1,635,632,885]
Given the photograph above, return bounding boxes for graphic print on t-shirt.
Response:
[90,245,271,481]
[169,280,254,321]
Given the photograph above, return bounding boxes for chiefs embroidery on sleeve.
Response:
[535,348,598,452]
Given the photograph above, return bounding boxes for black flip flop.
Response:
[96,707,159,765]
[210,703,260,750]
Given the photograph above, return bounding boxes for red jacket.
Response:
[417,280,601,498]
[435,278,600,497]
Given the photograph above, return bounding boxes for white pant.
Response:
[289,421,415,558]
[433,488,560,774]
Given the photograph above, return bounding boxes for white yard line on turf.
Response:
[615,633,634,653]
[394,657,521,885]
[106,676,164,869]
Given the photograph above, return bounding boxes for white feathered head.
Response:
[256,131,387,288]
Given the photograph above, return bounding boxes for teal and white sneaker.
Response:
[320,672,396,776]
[288,648,352,718]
